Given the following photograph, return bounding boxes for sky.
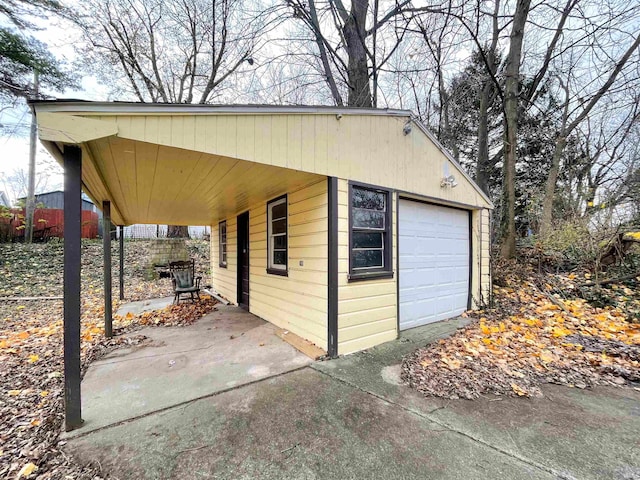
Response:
[0,15,110,204]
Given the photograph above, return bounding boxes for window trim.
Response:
[266,194,288,276]
[218,220,227,268]
[348,182,394,282]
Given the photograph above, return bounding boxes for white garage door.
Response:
[399,199,470,330]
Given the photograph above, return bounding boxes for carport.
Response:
[31,102,328,431]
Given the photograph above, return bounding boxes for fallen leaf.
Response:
[17,462,37,478]
[511,383,528,396]
[539,350,556,363]
[441,357,462,369]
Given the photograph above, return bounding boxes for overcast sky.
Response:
[0,16,110,203]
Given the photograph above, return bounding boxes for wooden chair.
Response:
[169,259,202,304]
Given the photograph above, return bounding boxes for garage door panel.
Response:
[399,200,470,330]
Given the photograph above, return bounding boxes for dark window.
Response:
[219,220,227,267]
[349,184,392,280]
[267,196,288,275]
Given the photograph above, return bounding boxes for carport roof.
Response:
[30,100,415,117]
[30,100,492,226]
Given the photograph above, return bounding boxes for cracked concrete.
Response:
[66,317,640,479]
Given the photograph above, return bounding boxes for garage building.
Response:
[33,102,492,359]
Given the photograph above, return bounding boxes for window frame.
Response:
[266,194,288,276]
[348,182,393,282]
[218,220,227,268]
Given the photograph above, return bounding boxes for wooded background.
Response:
[2,0,639,256]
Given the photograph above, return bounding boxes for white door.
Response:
[399,199,470,330]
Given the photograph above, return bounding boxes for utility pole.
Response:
[25,70,39,243]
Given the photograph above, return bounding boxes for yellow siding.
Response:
[66,113,490,212]
[210,179,328,350]
[337,179,397,355]
[470,208,492,308]
[481,209,491,304]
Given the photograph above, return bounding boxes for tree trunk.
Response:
[476,82,491,194]
[343,0,372,108]
[476,1,499,195]
[167,225,190,238]
[499,0,531,259]
[539,136,566,235]
[438,70,460,160]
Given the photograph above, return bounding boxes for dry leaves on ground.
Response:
[0,239,214,479]
[1,294,217,479]
[402,277,640,400]
[114,297,218,330]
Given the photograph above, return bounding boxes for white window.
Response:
[219,220,227,267]
[267,196,287,275]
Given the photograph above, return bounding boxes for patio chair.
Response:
[169,259,202,304]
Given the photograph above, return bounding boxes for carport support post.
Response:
[327,177,338,358]
[119,225,124,300]
[63,145,83,431]
[103,201,113,338]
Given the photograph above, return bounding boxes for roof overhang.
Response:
[30,100,493,227]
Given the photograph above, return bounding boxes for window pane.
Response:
[272,202,286,219]
[273,250,287,265]
[353,249,383,269]
[353,209,385,229]
[274,235,287,249]
[352,188,385,210]
[353,231,382,249]
[272,218,286,234]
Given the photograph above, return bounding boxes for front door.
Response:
[237,211,250,309]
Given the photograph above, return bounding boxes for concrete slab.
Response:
[312,316,472,401]
[312,317,640,480]
[71,305,312,435]
[66,369,556,480]
[115,296,174,316]
[65,315,640,479]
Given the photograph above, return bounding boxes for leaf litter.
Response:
[402,266,640,400]
[0,240,215,479]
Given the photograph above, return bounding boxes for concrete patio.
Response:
[70,305,312,435]
[65,315,640,479]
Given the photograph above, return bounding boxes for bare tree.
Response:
[538,33,640,234]
[500,0,531,258]
[76,0,272,103]
[283,0,429,107]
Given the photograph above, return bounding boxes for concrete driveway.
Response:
[66,317,640,479]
